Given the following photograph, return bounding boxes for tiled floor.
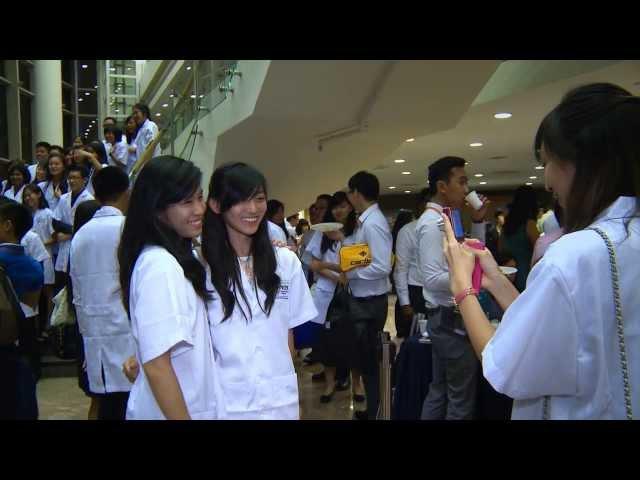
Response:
[37,297,398,420]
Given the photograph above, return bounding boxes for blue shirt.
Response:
[0,244,44,297]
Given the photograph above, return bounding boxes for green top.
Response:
[502,224,533,292]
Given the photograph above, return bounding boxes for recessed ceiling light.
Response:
[199,94,205,99]
[186,66,192,71]
[78,98,83,102]
[394,159,405,163]
[474,173,484,178]
[404,190,412,194]
[529,176,537,179]
[81,64,88,69]
[162,103,169,108]
[526,182,533,186]
[94,85,98,89]
[169,93,175,98]
[405,138,415,143]
[127,67,132,71]
[401,171,411,175]
[190,94,196,99]
[535,166,544,170]
[109,67,116,71]
[469,142,483,148]
[479,181,487,185]
[494,112,512,119]
[115,109,119,113]
[388,186,396,190]
[155,113,161,117]
[84,92,90,96]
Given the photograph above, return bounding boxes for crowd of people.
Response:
[0,82,638,420]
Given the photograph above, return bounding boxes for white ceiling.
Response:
[214,60,640,214]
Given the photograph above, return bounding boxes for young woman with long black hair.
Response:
[118,156,224,420]
[38,152,68,212]
[201,162,317,419]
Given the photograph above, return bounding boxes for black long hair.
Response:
[266,198,290,240]
[6,162,30,193]
[392,209,415,254]
[201,162,280,322]
[536,82,640,233]
[118,156,210,314]
[503,185,539,236]
[320,191,357,255]
[125,115,138,144]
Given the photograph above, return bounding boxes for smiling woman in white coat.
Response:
[201,162,317,420]
[442,83,640,420]
[118,156,225,420]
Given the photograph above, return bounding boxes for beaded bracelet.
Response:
[453,287,478,306]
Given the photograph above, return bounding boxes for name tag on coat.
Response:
[277,282,290,300]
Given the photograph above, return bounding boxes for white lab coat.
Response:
[134,118,161,163]
[267,221,287,243]
[105,140,128,169]
[53,189,94,273]
[393,219,422,307]
[85,164,109,197]
[38,180,66,212]
[483,197,640,420]
[205,247,317,419]
[307,230,340,324]
[70,207,135,394]
[20,230,50,317]
[28,164,37,183]
[126,246,225,420]
[26,208,55,285]
[3,184,26,203]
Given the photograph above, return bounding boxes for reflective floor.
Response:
[37,297,398,420]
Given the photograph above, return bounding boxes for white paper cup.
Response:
[466,191,483,210]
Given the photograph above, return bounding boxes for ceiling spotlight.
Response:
[474,173,484,178]
[479,181,487,185]
[78,98,83,102]
[529,176,537,179]
[190,93,197,99]
[85,92,90,96]
[526,182,533,186]
[109,67,116,71]
[535,166,544,170]
[199,94,205,99]
[401,171,411,175]
[404,190,412,194]
[394,159,405,164]
[81,64,88,69]
[162,103,169,108]
[405,138,415,143]
[127,67,132,71]
[494,112,512,119]
[186,65,192,71]
[94,85,98,89]
[388,186,396,190]
[169,93,175,98]
[155,113,161,117]
[115,109,119,113]
[469,142,483,148]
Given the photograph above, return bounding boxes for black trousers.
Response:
[356,294,389,419]
[17,316,41,382]
[394,285,427,338]
[97,391,130,420]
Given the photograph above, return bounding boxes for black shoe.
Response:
[353,410,368,421]
[312,371,326,382]
[335,378,350,391]
[353,394,366,403]
[320,390,335,403]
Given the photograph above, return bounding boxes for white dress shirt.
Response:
[483,196,639,419]
[70,207,136,394]
[416,202,486,308]
[393,219,422,307]
[345,203,392,298]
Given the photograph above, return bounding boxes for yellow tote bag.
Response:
[339,243,372,272]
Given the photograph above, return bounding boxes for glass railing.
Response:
[157,60,240,155]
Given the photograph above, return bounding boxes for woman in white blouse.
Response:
[118,156,225,420]
[442,82,639,420]
[3,162,31,203]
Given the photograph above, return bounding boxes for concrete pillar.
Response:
[33,60,63,146]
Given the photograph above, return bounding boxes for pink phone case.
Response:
[466,240,485,291]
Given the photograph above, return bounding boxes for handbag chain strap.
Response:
[543,226,633,420]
